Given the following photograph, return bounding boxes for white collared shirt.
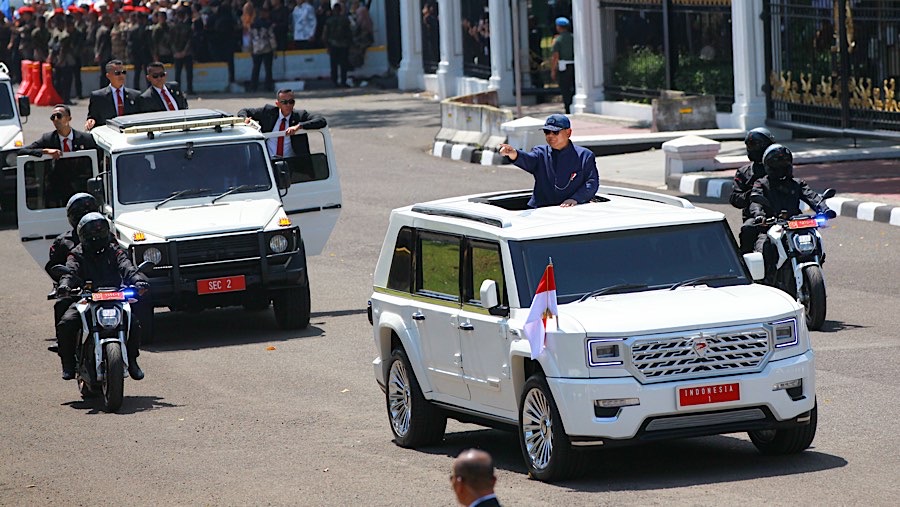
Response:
[57,131,74,152]
[266,112,296,158]
[154,85,179,111]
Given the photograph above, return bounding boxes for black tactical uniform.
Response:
[731,128,775,253]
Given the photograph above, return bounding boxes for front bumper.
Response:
[548,351,815,443]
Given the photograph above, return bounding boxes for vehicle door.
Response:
[17,150,99,266]
[264,127,342,256]
[410,230,469,401]
[457,239,514,412]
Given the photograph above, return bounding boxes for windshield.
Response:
[115,142,272,205]
[509,221,748,306]
[0,83,15,120]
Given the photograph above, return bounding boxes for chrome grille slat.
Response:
[175,234,260,265]
[629,328,771,383]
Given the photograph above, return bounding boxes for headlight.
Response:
[792,233,816,253]
[5,151,18,167]
[142,247,162,265]
[269,234,288,253]
[587,339,623,367]
[96,307,122,329]
[772,318,798,348]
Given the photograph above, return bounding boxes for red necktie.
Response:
[161,89,175,111]
[276,118,286,157]
[62,138,70,152]
[116,89,124,116]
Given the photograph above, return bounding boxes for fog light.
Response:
[773,378,802,391]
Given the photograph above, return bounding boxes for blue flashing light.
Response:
[122,288,137,299]
[815,214,829,227]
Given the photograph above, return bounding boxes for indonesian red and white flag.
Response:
[524,260,558,360]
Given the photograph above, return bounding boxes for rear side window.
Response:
[416,232,461,301]
[387,226,413,291]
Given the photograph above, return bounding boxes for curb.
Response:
[666,173,900,227]
[432,141,507,166]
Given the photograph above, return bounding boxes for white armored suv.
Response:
[369,187,817,482]
[17,109,341,330]
[0,62,31,215]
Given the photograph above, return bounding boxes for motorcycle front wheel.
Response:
[803,265,826,330]
[102,342,125,413]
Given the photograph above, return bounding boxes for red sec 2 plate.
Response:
[678,382,740,407]
[197,275,246,295]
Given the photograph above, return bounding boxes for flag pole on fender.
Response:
[523,258,558,360]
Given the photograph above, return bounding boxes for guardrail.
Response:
[432,91,513,165]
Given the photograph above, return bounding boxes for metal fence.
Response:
[765,0,900,132]
[599,0,735,112]
[462,0,492,79]
[421,0,441,73]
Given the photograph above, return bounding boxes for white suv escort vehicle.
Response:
[368,187,817,482]
[17,109,341,330]
[0,62,31,215]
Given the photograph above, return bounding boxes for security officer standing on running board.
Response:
[498,114,598,208]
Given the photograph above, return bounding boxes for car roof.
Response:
[396,186,725,241]
[91,108,265,152]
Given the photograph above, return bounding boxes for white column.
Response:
[572,0,605,114]
[487,0,515,104]
[437,0,463,99]
[397,0,424,90]
[731,1,767,130]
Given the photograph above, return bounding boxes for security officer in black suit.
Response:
[138,62,189,113]
[84,59,141,130]
[237,89,327,181]
[20,104,99,208]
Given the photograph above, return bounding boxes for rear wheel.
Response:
[102,342,125,413]
[272,282,310,330]
[749,402,817,455]
[802,265,826,330]
[518,374,582,482]
[386,348,446,447]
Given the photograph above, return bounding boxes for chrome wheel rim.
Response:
[522,387,553,471]
[388,360,412,437]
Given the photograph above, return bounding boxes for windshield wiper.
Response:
[578,283,649,302]
[154,188,210,209]
[210,184,268,204]
[669,275,741,291]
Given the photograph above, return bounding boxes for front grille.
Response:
[629,327,770,383]
[645,408,766,432]
[176,233,260,266]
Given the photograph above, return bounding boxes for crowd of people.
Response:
[0,0,375,98]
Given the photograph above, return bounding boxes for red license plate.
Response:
[197,275,246,295]
[788,218,818,229]
[93,291,125,301]
[678,382,740,407]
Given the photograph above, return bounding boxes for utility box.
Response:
[652,91,717,132]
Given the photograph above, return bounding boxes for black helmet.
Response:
[65,193,100,229]
[763,144,793,181]
[76,212,110,255]
[745,127,776,163]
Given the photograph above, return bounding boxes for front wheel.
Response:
[102,342,125,413]
[802,265,826,330]
[518,374,582,482]
[272,282,311,330]
[385,348,446,447]
[749,402,817,455]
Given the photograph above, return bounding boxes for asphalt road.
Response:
[0,91,897,506]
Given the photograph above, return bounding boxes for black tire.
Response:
[802,265,826,330]
[272,282,310,330]
[385,348,446,447]
[102,342,125,413]
[243,297,271,312]
[749,402,817,455]
[518,374,582,482]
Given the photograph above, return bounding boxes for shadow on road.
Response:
[63,395,179,415]
[817,319,868,333]
[415,427,847,490]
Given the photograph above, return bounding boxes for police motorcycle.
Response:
[50,261,154,413]
[755,188,836,331]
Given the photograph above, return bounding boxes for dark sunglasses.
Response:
[111,70,127,76]
[278,99,295,105]
[543,129,561,135]
[149,72,166,78]
[50,112,66,120]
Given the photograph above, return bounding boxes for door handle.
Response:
[411,312,425,321]
[458,322,474,331]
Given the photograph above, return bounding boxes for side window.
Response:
[103,153,113,207]
[467,240,506,306]
[289,130,330,184]
[23,155,94,210]
[416,231,460,301]
[387,226,414,292]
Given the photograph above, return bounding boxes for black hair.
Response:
[52,104,72,117]
[106,59,125,72]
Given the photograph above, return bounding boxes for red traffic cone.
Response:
[17,60,32,97]
[34,63,64,106]
[24,61,42,102]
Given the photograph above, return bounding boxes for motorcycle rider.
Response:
[56,213,149,381]
[730,127,775,253]
[749,144,837,278]
[47,194,100,316]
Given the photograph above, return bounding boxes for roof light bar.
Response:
[120,116,246,135]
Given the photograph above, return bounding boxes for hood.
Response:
[115,198,282,239]
[557,283,800,335]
